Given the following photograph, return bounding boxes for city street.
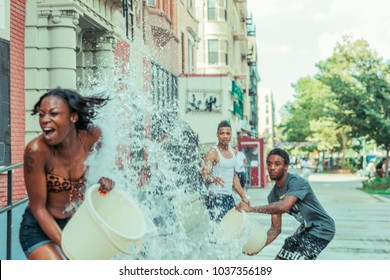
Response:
[239,171,390,260]
[1,171,389,260]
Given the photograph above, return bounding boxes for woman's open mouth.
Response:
[43,127,56,141]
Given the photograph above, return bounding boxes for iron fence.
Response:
[0,162,26,260]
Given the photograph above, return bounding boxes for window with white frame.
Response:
[220,0,227,20]
[221,40,228,65]
[208,39,219,65]
[207,0,217,20]
[208,0,227,21]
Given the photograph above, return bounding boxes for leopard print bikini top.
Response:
[47,173,86,203]
[46,133,87,203]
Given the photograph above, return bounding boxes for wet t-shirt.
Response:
[268,173,335,241]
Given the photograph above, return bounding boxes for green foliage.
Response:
[280,35,390,159]
[307,118,343,152]
[316,35,390,152]
[279,76,333,143]
[362,177,390,193]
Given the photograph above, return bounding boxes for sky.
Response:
[247,0,390,122]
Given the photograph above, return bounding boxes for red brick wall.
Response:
[0,0,26,207]
[114,38,130,75]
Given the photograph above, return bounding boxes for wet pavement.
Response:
[1,172,389,260]
[239,172,390,260]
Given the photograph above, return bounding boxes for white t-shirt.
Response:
[235,151,247,173]
[383,162,390,172]
[301,159,311,169]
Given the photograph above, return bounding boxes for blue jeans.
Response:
[19,207,70,257]
[205,193,235,223]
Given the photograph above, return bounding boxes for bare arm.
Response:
[264,214,282,247]
[201,149,224,186]
[236,195,297,215]
[232,171,249,204]
[201,149,214,183]
[250,195,297,214]
[24,139,63,247]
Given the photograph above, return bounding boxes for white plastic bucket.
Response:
[175,193,208,233]
[61,184,146,260]
[220,209,267,255]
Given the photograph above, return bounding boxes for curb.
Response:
[372,194,390,203]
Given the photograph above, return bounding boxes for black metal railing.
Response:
[0,162,26,260]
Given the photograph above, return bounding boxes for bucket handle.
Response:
[101,225,143,255]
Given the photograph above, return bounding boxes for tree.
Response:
[316,36,390,173]
[279,76,332,142]
[308,118,342,152]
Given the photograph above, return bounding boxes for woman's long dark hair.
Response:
[32,88,109,131]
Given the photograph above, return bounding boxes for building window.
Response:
[221,0,227,20]
[181,32,185,74]
[188,39,194,73]
[208,0,227,21]
[208,0,217,20]
[208,39,218,65]
[221,40,228,65]
[128,0,135,41]
[208,39,227,65]
[0,39,11,166]
[187,0,193,11]
[147,0,157,7]
[151,62,178,110]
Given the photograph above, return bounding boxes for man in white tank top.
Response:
[201,120,250,222]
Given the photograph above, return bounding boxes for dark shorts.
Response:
[19,207,70,257]
[277,231,331,260]
[236,172,246,188]
[205,193,235,223]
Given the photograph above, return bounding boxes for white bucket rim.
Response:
[86,184,146,240]
[220,209,267,254]
[222,209,246,227]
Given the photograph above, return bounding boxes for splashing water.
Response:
[80,40,247,260]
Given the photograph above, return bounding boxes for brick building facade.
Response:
[0,0,26,207]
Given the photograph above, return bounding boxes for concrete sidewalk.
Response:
[238,172,390,260]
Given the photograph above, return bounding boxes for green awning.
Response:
[232,81,244,102]
[233,100,244,119]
